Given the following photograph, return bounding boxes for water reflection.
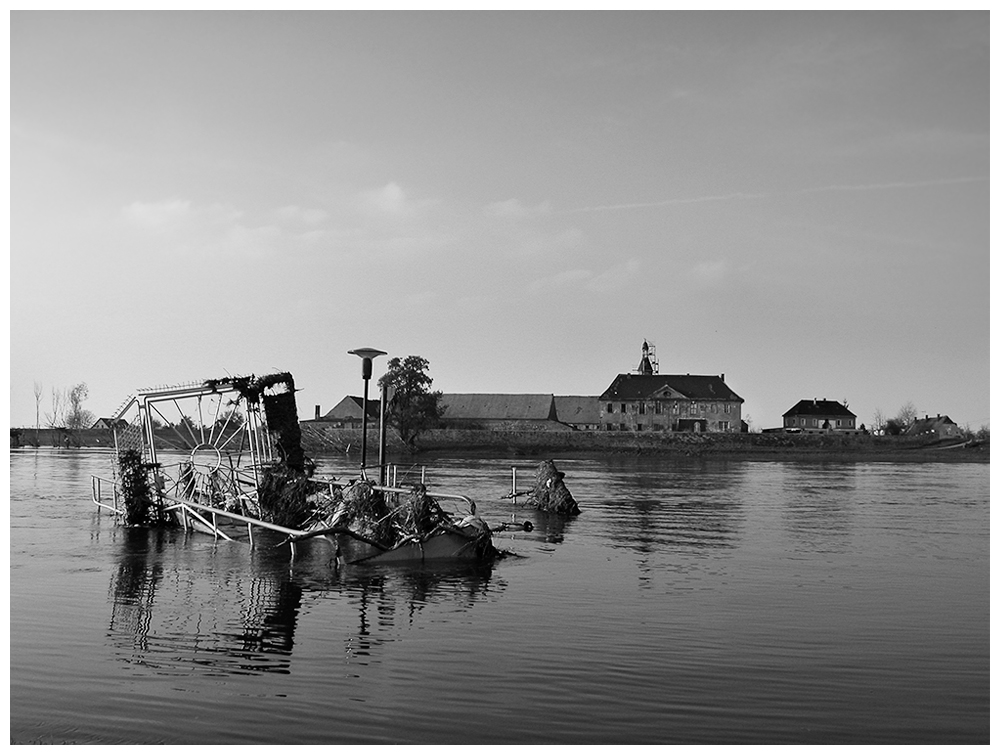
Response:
[519,509,574,544]
[328,563,497,662]
[773,464,858,552]
[106,528,500,676]
[588,461,748,553]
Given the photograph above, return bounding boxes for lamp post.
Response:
[348,347,387,477]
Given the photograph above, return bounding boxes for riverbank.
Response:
[12,424,989,462]
[301,425,989,462]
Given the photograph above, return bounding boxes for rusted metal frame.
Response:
[206,394,224,447]
[91,475,124,517]
[137,398,158,467]
[163,500,235,542]
[196,396,206,446]
[161,494,309,539]
[169,399,201,449]
[147,402,191,452]
[372,484,477,516]
[214,402,244,450]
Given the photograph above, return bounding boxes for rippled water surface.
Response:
[9,449,989,744]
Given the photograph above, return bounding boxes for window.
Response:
[724,404,730,413]
[711,404,717,413]
[607,403,613,413]
[655,401,662,414]
[637,424,643,432]
[690,401,697,413]
[619,423,626,431]
[638,402,646,415]
[621,403,626,413]
[719,421,729,431]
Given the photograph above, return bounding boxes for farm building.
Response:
[782,399,857,432]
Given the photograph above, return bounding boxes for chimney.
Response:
[315,404,321,420]
[720,373,725,383]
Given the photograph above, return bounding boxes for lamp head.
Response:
[348,348,387,380]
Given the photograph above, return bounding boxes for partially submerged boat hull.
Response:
[336,525,496,566]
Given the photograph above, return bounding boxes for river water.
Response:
[9,449,990,744]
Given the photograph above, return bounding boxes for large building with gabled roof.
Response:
[598,342,744,432]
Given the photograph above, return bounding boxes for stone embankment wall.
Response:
[297,423,985,460]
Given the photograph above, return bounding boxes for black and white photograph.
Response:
[9,10,990,745]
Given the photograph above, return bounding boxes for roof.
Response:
[321,396,381,420]
[91,417,129,429]
[440,394,556,421]
[599,374,743,402]
[783,399,856,418]
[553,396,601,425]
[906,415,958,435]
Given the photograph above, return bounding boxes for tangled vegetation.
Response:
[256,462,335,529]
[118,449,168,527]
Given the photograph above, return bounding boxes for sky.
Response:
[9,10,991,432]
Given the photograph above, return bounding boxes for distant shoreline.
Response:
[12,425,989,463]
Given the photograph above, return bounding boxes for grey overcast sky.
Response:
[10,10,990,431]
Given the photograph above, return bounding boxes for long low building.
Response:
[439,394,560,430]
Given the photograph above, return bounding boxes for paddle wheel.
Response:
[99,373,301,526]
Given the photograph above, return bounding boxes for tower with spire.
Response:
[636,340,659,375]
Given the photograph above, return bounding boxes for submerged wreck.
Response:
[91,372,511,565]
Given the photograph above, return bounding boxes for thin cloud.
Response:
[565,176,988,214]
[528,259,640,294]
[564,191,769,213]
[121,199,193,226]
[275,205,329,225]
[797,176,988,194]
[485,198,552,218]
[356,181,434,219]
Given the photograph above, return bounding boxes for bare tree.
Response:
[33,381,43,433]
[895,401,918,427]
[45,387,67,428]
[872,408,885,433]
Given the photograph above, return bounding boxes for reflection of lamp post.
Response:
[348,348,386,477]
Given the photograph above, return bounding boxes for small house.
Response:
[91,418,130,430]
[782,399,857,432]
[905,414,961,440]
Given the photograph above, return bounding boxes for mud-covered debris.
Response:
[395,484,450,539]
[327,480,397,545]
[526,460,579,516]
